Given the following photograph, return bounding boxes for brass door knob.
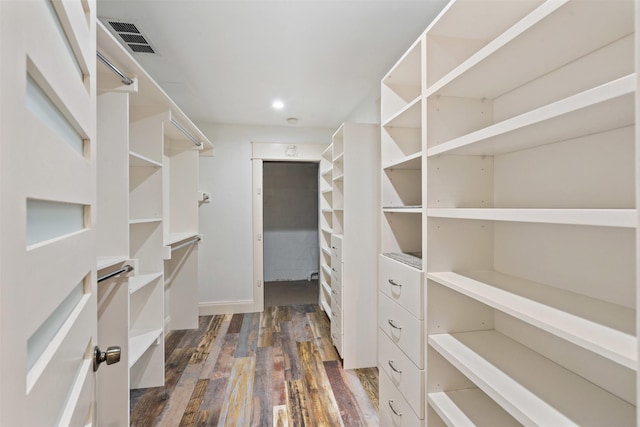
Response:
[93,345,121,372]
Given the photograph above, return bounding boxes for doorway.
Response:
[263,161,319,306]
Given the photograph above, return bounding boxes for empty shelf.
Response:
[129,328,163,368]
[428,389,520,427]
[429,331,634,426]
[129,151,162,168]
[383,151,422,170]
[97,255,129,271]
[428,271,636,369]
[382,95,421,128]
[129,272,163,294]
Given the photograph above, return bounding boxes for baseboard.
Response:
[198,299,262,315]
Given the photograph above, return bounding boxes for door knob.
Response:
[93,345,121,372]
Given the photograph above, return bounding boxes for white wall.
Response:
[197,123,332,306]
[263,162,319,282]
[345,84,381,124]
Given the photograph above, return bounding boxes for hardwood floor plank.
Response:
[272,405,289,427]
[344,369,379,426]
[165,329,188,360]
[259,306,281,347]
[179,316,214,349]
[307,311,338,362]
[130,347,192,426]
[278,306,291,322]
[290,305,314,342]
[286,379,313,426]
[251,346,274,427]
[200,319,231,380]
[355,368,379,411]
[179,378,209,426]
[280,321,303,381]
[218,357,256,426]
[190,315,224,365]
[155,364,202,427]
[324,361,366,426]
[235,312,260,357]
[297,341,343,426]
[271,332,287,406]
[228,313,244,333]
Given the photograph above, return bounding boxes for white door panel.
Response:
[0,1,102,426]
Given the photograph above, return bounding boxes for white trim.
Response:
[250,142,329,313]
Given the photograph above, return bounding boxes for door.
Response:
[0,1,104,425]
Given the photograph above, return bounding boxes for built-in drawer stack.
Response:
[330,234,343,356]
[378,255,425,425]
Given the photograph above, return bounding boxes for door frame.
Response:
[251,142,328,312]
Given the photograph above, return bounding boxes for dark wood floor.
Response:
[130,305,379,426]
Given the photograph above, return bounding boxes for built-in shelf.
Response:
[321,280,331,296]
[322,299,332,318]
[321,208,332,213]
[383,207,422,214]
[129,272,163,294]
[322,168,333,177]
[425,1,632,99]
[129,328,163,368]
[321,189,332,195]
[333,152,344,163]
[428,389,519,427]
[428,270,636,369]
[321,227,332,234]
[382,96,421,128]
[321,247,331,256]
[333,173,344,181]
[129,151,163,168]
[129,218,162,225]
[383,151,422,170]
[428,331,635,426]
[165,232,199,246]
[321,264,331,277]
[97,255,129,271]
[426,208,637,228]
[428,75,636,157]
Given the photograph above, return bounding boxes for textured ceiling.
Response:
[97,0,449,128]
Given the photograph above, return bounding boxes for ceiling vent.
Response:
[106,20,156,55]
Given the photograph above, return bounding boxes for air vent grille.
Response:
[107,20,156,55]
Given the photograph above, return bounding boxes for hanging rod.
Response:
[98,265,134,283]
[170,118,203,147]
[171,236,201,252]
[96,51,134,86]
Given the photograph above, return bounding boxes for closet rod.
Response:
[96,51,134,86]
[171,236,201,252]
[98,265,134,283]
[170,118,203,147]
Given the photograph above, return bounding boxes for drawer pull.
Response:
[388,400,402,417]
[388,360,402,373]
[332,268,337,272]
[331,289,337,295]
[388,319,402,330]
[388,279,402,287]
[331,246,337,249]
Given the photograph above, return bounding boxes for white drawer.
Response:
[379,255,423,320]
[379,292,424,368]
[331,262,342,287]
[379,368,424,426]
[331,234,343,261]
[378,328,424,418]
[330,279,342,308]
[330,298,343,356]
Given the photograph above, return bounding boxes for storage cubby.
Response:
[319,144,333,315]
[381,38,422,124]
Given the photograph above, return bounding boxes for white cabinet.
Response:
[323,122,379,369]
[381,1,638,424]
[95,19,213,424]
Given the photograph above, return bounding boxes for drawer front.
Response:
[379,368,424,426]
[331,262,342,287]
[331,234,343,261]
[330,256,342,278]
[379,255,423,319]
[378,329,424,418]
[330,279,342,308]
[330,298,343,356]
[379,292,424,368]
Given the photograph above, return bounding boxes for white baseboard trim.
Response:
[198,299,262,315]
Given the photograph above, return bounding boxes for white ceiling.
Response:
[97,0,449,128]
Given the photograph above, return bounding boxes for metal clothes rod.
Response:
[171,236,201,252]
[98,265,134,283]
[170,118,203,147]
[96,51,134,86]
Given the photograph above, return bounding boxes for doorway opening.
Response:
[262,161,319,307]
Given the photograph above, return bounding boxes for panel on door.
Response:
[0,1,100,426]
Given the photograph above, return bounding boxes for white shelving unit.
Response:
[96,19,213,425]
[379,1,638,425]
[319,144,333,314]
[326,122,379,369]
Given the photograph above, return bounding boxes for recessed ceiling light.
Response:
[272,100,284,110]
